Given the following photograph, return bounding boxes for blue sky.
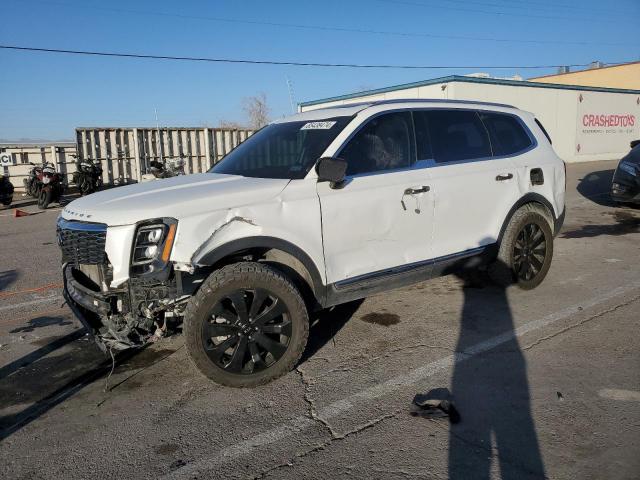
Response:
[1,0,638,140]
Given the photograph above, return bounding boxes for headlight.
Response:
[618,161,638,176]
[131,220,177,274]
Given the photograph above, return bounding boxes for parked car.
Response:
[611,140,640,204]
[57,99,565,387]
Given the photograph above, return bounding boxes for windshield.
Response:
[210,117,352,179]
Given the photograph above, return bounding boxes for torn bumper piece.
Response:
[64,264,111,315]
[63,263,185,351]
[62,263,111,351]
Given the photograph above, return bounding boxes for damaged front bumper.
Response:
[63,263,187,351]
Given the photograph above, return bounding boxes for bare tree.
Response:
[242,92,271,130]
[217,120,245,129]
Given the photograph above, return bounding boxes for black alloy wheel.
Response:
[202,289,292,374]
[512,223,548,282]
[184,262,309,387]
[488,204,554,290]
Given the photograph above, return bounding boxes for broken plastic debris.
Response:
[411,387,461,424]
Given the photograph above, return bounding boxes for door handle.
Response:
[495,173,513,181]
[404,185,430,195]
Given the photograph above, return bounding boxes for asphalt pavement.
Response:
[0,160,638,479]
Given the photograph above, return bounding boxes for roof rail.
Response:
[368,98,516,109]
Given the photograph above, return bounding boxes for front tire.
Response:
[184,262,309,387]
[489,204,554,290]
[37,188,52,209]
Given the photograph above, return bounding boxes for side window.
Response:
[481,112,533,156]
[340,112,414,176]
[425,110,492,163]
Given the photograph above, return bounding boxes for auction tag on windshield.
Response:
[301,121,336,130]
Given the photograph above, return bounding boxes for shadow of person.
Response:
[448,264,546,479]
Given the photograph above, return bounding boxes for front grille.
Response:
[57,219,107,265]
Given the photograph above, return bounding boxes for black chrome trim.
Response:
[331,107,538,177]
[57,217,107,232]
[334,246,486,289]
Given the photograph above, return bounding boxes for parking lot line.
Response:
[0,295,63,313]
[163,280,640,479]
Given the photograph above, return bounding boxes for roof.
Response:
[299,74,640,108]
[274,104,371,123]
[529,60,640,80]
[278,98,519,123]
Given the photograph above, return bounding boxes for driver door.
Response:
[317,111,434,285]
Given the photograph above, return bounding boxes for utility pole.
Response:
[285,75,296,114]
[155,107,164,164]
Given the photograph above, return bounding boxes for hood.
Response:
[622,144,640,165]
[61,173,290,225]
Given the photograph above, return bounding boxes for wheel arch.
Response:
[498,193,559,244]
[195,236,326,308]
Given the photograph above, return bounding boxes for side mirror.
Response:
[316,157,347,189]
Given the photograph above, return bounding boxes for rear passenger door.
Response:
[415,109,525,260]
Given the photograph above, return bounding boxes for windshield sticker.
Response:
[300,121,337,130]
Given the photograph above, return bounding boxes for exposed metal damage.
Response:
[191,214,259,265]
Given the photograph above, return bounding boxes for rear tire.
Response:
[184,262,309,387]
[489,204,554,290]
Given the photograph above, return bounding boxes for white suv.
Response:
[58,99,565,386]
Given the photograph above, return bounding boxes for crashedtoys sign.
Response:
[576,94,640,154]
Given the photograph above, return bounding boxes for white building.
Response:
[300,76,640,163]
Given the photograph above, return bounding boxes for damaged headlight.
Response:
[131,219,177,275]
[618,161,638,177]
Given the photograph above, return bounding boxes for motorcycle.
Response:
[0,173,14,206]
[72,155,103,195]
[23,162,43,198]
[140,157,186,182]
[23,161,65,209]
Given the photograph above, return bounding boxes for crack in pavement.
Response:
[295,366,339,438]
[522,294,640,351]
[254,409,400,479]
[372,467,445,479]
[316,343,457,379]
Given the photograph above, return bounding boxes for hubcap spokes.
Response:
[203,288,292,374]
[513,223,547,282]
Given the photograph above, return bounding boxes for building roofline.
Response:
[299,74,640,108]
[0,142,75,148]
[529,60,640,80]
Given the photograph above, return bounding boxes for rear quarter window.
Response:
[535,118,552,145]
[480,112,533,156]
